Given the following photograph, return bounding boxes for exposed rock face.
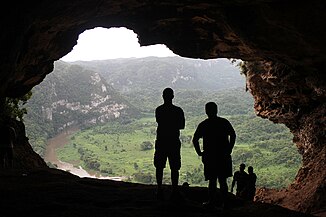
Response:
[10,119,47,169]
[243,61,325,213]
[0,0,325,214]
[27,61,139,135]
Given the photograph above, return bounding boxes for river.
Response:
[43,128,124,181]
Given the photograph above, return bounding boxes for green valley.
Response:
[56,88,301,189]
[24,57,302,190]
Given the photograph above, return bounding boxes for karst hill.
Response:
[0,1,325,216]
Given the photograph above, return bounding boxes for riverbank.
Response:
[43,128,124,181]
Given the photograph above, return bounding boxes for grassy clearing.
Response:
[57,116,301,189]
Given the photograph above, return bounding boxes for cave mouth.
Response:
[22,27,302,190]
[0,1,324,214]
[60,27,176,62]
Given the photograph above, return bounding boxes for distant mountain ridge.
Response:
[23,57,301,191]
[25,57,244,156]
[25,61,140,138]
[26,57,245,136]
[73,56,245,92]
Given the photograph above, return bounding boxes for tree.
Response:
[140,141,153,151]
[0,91,32,122]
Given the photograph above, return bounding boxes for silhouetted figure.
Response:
[0,119,16,169]
[245,166,257,201]
[193,102,236,208]
[231,163,248,199]
[154,87,185,200]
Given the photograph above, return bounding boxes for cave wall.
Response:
[0,0,325,214]
[243,61,325,213]
[2,1,326,97]
[9,119,47,169]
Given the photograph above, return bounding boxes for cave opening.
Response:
[0,1,324,214]
[22,27,302,190]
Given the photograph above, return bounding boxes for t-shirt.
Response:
[234,171,248,191]
[155,103,185,142]
[247,173,257,189]
[193,116,236,156]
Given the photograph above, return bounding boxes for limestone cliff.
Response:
[26,61,140,133]
[0,0,325,214]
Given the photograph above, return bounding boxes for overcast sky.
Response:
[60,27,176,61]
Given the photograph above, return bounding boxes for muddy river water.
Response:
[43,128,123,181]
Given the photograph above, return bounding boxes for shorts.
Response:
[202,153,232,180]
[153,140,181,170]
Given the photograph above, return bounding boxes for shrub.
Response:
[140,141,153,151]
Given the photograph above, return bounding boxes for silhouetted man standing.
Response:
[245,166,257,201]
[154,87,185,200]
[193,102,236,208]
[231,163,248,199]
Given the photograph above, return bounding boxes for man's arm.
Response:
[229,132,236,149]
[179,108,185,130]
[227,121,236,154]
[231,173,237,192]
[192,125,202,156]
[155,107,160,124]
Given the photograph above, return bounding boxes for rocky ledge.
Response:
[0,168,315,217]
[0,1,325,215]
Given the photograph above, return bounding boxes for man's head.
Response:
[162,87,174,103]
[205,102,218,118]
[240,163,246,171]
[248,166,253,174]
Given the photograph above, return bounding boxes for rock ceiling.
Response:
[0,0,325,214]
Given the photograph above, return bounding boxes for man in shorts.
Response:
[193,102,236,208]
[154,87,185,200]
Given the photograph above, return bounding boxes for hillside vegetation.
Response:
[57,88,300,189]
[25,57,301,189]
[25,61,140,156]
